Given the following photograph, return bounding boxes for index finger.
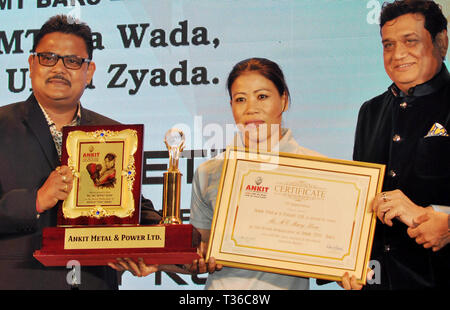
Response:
[341,272,352,290]
[207,256,217,274]
[407,226,420,238]
[370,194,379,213]
[350,274,363,290]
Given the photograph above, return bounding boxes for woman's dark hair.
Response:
[226,58,291,105]
[32,14,94,59]
[380,0,447,41]
[104,153,116,161]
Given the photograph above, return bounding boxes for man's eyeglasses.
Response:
[31,52,91,70]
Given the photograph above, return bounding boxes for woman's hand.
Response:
[189,256,223,274]
[188,240,223,274]
[338,273,362,290]
[337,269,374,290]
[108,258,159,277]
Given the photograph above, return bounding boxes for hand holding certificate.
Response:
[207,147,384,284]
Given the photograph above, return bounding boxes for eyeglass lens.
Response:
[37,53,84,69]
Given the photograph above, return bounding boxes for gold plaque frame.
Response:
[58,125,143,225]
[207,147,385,284]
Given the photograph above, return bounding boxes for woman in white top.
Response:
[188,58,363,290]
[109,58,363,290]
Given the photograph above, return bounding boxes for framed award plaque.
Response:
[33,126,201,267]
[58,124,143,226]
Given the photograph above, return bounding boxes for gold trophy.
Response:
[160,128,185,224]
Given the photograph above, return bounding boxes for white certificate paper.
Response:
[207,147,384,284]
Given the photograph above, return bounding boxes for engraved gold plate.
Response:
[64,226,166,249]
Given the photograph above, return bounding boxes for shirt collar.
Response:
[37,101,82,129]
[389,64,450,98]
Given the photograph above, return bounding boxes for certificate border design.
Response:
[207,147,384,284]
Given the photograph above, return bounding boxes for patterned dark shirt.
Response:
[37,102,81,159]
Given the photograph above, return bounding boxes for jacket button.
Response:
[384,244,391,252]
[400,102,408,109]
[393,134,401,142]
[388,170,397,177]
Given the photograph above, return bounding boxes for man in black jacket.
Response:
[0,15,160,289]
[354,0,450,289]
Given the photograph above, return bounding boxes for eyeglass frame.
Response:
[31,52,91,70]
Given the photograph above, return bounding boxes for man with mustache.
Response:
[0,15,160,289]
[353,0,450,289]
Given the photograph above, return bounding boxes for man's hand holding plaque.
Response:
[37,165,74,212]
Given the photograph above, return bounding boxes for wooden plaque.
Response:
[58,124,144,226]
[34,224,201,266]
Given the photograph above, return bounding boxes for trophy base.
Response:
[33,224,201,266]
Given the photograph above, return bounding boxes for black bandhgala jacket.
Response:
[353,65,450,289]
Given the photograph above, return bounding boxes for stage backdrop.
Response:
[1,0,449,290]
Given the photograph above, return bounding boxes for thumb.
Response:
[412,213,429,227]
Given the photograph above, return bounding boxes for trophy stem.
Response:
[160,171,182,224]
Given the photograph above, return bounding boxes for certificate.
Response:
[58,124,144,226]
[207,147,384,284]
